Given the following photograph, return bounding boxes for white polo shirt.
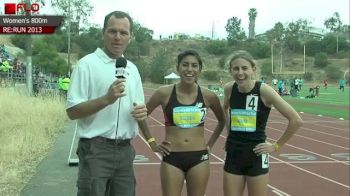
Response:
[66,48,145,139]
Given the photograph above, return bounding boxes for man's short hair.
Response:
[103,11,133,33]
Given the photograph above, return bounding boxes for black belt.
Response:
[80,136,131,146]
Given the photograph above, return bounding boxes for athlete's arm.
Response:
[138,86,171,155]
[254,83,303,155]
[223,82,234,135]
[204,89,226,149]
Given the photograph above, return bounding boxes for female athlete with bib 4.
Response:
[222,51,303,196]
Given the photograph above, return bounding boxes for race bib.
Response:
[230,109,257,132]
[173,106,207,128]
[261,153,269,168]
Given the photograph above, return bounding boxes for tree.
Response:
[304,39,322,56]
[248,8,257,39]
[42,34,66,52]
[10,35,27,49]
[51,0,93,29]
[32,41,66,75]
[51,0,93,74]
[324,12,343,54]
[75,26,103,58]
[149,49,172,84]
[130,22,154,59]
[265,22,285,69]
[244,41,270,59]
[133,22,153,42]
[324,12,343,32]
[265,22,285,44]
[205,40,228,55]
[225,16,246,45]
[284,19,310,52]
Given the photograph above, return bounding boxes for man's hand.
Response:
[131,103,147,121]
[105,79,126,104]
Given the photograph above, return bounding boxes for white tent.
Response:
[164,72,180,79]
[164,72,180,84]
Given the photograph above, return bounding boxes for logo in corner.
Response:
[4,3,40,15]
[4,3,16,14]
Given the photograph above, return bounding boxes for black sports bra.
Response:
[164,85,207,128]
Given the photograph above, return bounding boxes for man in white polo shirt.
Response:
[66,11,147,196]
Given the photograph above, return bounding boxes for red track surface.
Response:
[132,87,349,196]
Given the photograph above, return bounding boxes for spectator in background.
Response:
[0,59,12,72]
[339,79,346,92]
[57,75,64,96]
[12,57,21,73]
[315,84,320,97]
[0,59,13,87]
[294,78,300,91]
[33,74,40,96]
[298,77,303,90]
[323,79,328,89]
[290,78,295,92]
[277,79,284,95]
[272,78,278,88]
[60,75,70,97]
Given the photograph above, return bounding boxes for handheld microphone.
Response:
[114,57,127,139]
[115,57,127,79]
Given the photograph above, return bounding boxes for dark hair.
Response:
[177,50,203,70]
[103,11,133,33]
[227,50,256,69]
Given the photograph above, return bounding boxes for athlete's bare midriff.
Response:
[164,126,207,151]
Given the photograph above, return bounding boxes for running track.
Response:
[132,87,349,196]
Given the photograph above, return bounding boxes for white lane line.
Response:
[269,121,349,140]
[303,122,350,132]
[271,155,350,189]
[267,126,348,150]
[266,137,350,166]
[269,185,290,196]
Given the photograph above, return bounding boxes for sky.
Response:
[2,0,349,39]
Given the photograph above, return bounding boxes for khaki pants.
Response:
[76,138,136,196]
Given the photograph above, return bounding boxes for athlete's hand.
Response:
[253,142,275,156]
[150,141,171,156]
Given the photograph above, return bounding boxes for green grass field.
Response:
[282,85,349,119]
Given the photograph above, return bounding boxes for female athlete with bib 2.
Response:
[223,51,303,196]
[139,50,225,196]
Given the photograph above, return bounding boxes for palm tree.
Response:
[248,8,258,39]
[324,12,343,54]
